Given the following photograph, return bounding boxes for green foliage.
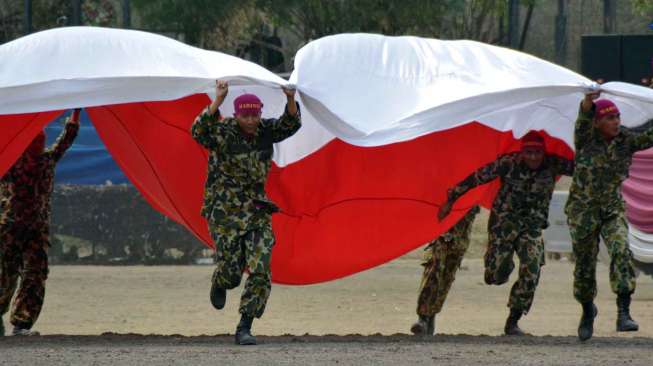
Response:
[0,0,70,43]
[633,0,653,16]
[260,0,431,38]
[82,0,117,27]
[260,0,448,39]
[132,0,261,49]
[1,1,534,66]
[0,0,118,44]
[258,0,511,55]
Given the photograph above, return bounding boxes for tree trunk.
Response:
[603,0,616,34]
[23,0,31,34]
[498,14,506,45]
[519,3,535,50]
[554,0,568,65]
[122,0,131,28]
[508,0,520,49]
[72,0,82,26]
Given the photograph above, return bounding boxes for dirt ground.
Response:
[1,257,653,365]
[1,334,652,366]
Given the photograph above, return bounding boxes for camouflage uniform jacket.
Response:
[565,105,653,219]
[448,153,574,233]
[0,119,79,229]
[191,105,301,230]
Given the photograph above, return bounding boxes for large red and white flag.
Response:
[2,27,653,283]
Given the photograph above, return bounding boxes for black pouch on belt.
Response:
[252,199,279,214]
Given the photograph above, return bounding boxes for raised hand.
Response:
[582,91,600,113]
[282,86,298,116]
[282,86,296,99]
[216,80,229,98]
[209,80,228,116]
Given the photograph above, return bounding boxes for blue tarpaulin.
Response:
[45,110,128,185]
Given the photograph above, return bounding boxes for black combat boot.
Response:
[0,317,4,336]
[504,308,525,336]
[427,316,435,335]
[11,321,40,336]
[235,315,257,345]
[616,294,639,332]
[410,315,435,336]
[209,281,226,310]
[578,301,597,341]
[12,327,40,336]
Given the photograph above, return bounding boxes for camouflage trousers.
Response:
[484,229,544,314]
[569,212,635,303]
[209,214,274,319]
[416,236,469,317]
[0,224,49,329]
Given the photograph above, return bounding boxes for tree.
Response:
[554,0,568,65]
[260,0,536,57]
[260,0,443,40]
[82,0,117,27]
[132,0,263,51]
[508,0,520,48]
[0,0,22,43]
[603,0,616,33]
[437,0,510,44]
[0,0,119,44]
[0,0,71,43]
[632,0,653,17]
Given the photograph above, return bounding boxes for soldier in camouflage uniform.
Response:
[411,205,479,336]
[191,80,300,345]
[439,131,574,335]
[0,110,80,336]
[566,94,653,341]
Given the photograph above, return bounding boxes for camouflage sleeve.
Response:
[191,106,224,149]
[627,119,653,153]
[574,103,594,149]
[269,102,301,143]
[550,155,575,176]
[447,156,509,204]
[1,165,15,184]
[47,118,79,163]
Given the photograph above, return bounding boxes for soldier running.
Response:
[567,94,653,341]
[0,109,80,336]
[191,80,300,345]
[411,206,479,336]
[439,131,574,335]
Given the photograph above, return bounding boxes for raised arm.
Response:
[268,87,301,143]
[47,109,80,162]
[574,93,597,150]
[438,156,509,221]
[191,80,229,149]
